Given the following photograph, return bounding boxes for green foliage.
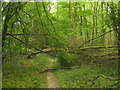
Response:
[58,51,79,67]
[35,53,53,68]
[55,60,118,88]
[2,53,55,88]
[2,2,120,88]
[2,2,119,62]
[3,61,47,88]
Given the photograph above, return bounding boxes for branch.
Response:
[88,74,120,82]
[42,2,56,33]
[26,48,55,59]
[94,52,118,57]
[8,33,40,51]
[35,3,44,30]
[6,33,43,36]
[78,45,120,50]
[79,30,113,48]
[2,2,11,14]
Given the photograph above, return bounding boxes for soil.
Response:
[47,59,60,88]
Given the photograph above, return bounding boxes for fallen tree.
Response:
[26,48,55,59]
[26,45,120,59]
[25,30,119,59]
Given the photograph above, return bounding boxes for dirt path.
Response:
[47,59,60,88]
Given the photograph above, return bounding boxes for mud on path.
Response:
[47,59,60,88]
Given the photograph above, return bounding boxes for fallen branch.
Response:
[88,74,120,82]
[6,33,43,36]
[78,46,120,50]
[39,66,80,73]
[94,53,119,57]
[26,48,55,59]
[27,45,119,59]
[79,30,113,48]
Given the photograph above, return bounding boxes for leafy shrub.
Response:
[58,51,79,67]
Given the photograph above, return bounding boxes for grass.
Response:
[2,53,53,88]
[56,66,117,88]
[55,59,119,88]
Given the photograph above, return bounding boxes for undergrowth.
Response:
[55,62,119,88]
[55,49,119,88]
[2,53,53,88]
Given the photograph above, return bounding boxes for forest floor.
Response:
[47,59,60,88]
[2,51,119,88]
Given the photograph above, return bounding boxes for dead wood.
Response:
[26,45,119,59]
[39,66,80,73]
[78,46,120,50]
[26,48,55,59]
[88,74,120,81]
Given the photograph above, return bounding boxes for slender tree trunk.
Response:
[95,2,98,36]
[68,0,71,31]
[101,2,105,46]
[83,4,88,46]
[2,15,9,47]
[74,1,77,32]
[117,2,120,61]
[8,33,11,61]
[92,3,95,46]
[2,3,11,47]
[80,16,83,36]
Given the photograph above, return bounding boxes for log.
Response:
[26,46,120,59]
[39,66,80,73]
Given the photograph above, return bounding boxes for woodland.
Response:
[1,1,120,88]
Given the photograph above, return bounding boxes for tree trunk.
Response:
[80,16,83,36]
[74,1,77,32]
[92,3,95,46]
[68,0,71,31]
[101,2,105,46]
[2,16,9,47]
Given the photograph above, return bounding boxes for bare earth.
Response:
[47,59,60,88]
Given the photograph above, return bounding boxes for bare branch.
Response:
[8,33,40,51]
[79,30,114,48]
